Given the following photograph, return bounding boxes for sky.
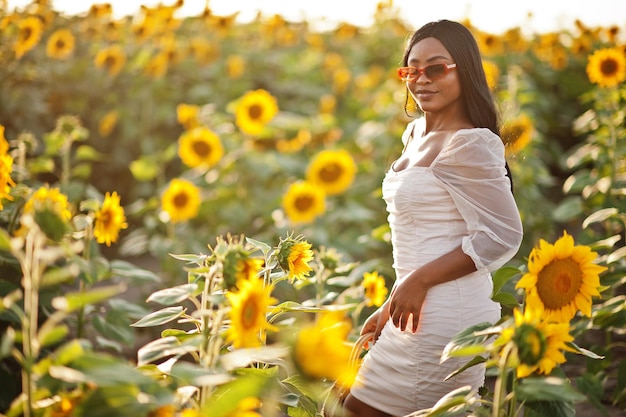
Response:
[5,0,626,34]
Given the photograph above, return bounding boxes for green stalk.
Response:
[199,263,222,408]
[492,342,514,417]
[605,99,617,208]
[508,365,518,417]
[77,221,95,339]
[17,227,45,417]
[60,133,72,187]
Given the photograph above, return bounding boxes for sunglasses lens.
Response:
[425,64,446,79]
[398,64,453,81]
[398,67,414,80]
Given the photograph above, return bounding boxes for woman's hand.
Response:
[361,302,390,344]
[388,275,428,333]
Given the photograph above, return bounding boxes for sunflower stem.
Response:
[198,262,221,408]
[15,225,46,417]
[605,95,618,208]
[508,366,518,417]
[493,342,514,417]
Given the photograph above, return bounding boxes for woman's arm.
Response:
[388,246,475,332]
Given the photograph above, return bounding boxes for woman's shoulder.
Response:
[438,127,505,163]
[446,127,503,150]
[401,118,426,145]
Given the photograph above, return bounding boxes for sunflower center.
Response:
[173,191,189,208]
[364,283,374,299]
[192,140,211,157]
[104,55,117,70]
[600,58,618,76]
[536,258,582,309]
[56,39,66,49]
[247,104,263,120]
[513,323,547,366]
[100,209,112,227]
[319,163,342,183]
[241,297,260,329]
[20,27,33,42]
[294,195,313,212]
[503,125,524,144]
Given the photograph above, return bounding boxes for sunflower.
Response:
[147,404,175,417]
[14,16,44,59]
[477,30,503,56]
[225,276,278,348]
[88,3,113,19]
[189,37,220,65]
[235,258,264,282]
[144,51,169,79]
[306,149,357,195]
[206,12,238,37]
[46,28,75,59]
[224,398,262,417]
[282,181,326,224]
[235,89,279,136]
[276,129,311,154]
[98,110,119,137]
[216,236,264,290]
[94,191,128,247]
[20,186,72,240]
[226,54,245,79]
[0,153,15,210]
[0,126,15,210]
[332,67,352,94]
[178,127,223,169]
[323,52,344,74]
[94,45,126,77]
[355,66,384,91]
[275,236,314,282]
[294,311,355,387]
[180,410,199,417]
[0,126,8,153]
[482,60,499,91]
[176,103,200,130]
[132,17,156,42]
[335,22,359,40]
[586,47,626,88]
[497,308,575,378]
[516,231,606,323]
[319,94,336,115]
[500,114,533,155]
[49,394,82,417]
[362,271,388,307]
[502,27,528,53]
[23,186,72,222]
[161,178,201,223]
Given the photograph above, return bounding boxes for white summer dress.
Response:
[349,118,523,416]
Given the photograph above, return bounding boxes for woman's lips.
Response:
[415,89,436,99]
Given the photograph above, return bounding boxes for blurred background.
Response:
[6,0,626,33]
[1,0,625,415]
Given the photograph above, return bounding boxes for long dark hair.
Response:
[402,20,513,191]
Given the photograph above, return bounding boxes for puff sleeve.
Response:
[432,129,523,272]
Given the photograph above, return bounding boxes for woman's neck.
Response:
[422,108,472,135]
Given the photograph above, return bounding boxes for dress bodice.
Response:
[382,167,467,276]
[380,118,524,281]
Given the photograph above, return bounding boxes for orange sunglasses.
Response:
[397,63,457,82]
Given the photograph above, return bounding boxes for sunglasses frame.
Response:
[397,63,457,82]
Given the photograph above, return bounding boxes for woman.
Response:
[343,20,523,417]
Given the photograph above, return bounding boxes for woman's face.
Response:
[405,37,462,115]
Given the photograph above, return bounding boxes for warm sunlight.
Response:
[5,0,626,33]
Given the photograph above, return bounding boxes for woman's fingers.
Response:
[391,309,419,332]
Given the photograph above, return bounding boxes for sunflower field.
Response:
[0,0,625,416]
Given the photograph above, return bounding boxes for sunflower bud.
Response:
[275,234,313,281]
[512,323,548,367]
